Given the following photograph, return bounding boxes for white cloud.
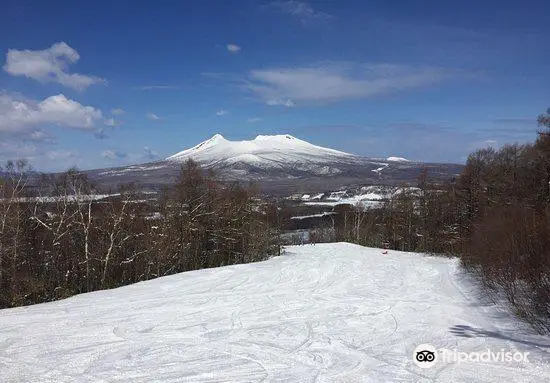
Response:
[104,117,123,127]
[137,85,179,90]
[0,142,38,161]
[0,142,83,169]
[111,108,125,115]
[266,98,296,107]
[216,109,228,116]
[143,146,158,160]
[25,130,56,143]
[104,118,116,126]
[46,150,78,161]
[227,44,242,53]
[247,117,262,123]
[247,64,454,106]
[101,150,127,160]
[3,42,106,90]
[146,112,161,120]
[0,93,102,133]
[270,1,331,24]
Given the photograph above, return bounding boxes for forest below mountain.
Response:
[1,110,549,333]
[0,160,279,308]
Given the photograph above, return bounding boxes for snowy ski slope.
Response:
[1,243,549,382]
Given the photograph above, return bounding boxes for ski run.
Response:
[1,243,549,382]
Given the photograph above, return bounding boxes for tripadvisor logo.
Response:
[413,344,437,368]
[413,343,530,368]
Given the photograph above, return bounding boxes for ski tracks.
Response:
[1,243,549,382]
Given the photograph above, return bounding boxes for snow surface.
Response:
[4,194,120,203]
[303,189,387,209]
[310,193,325,200]
[165,134,358,168]
[372,164,389,174]
[1,243,549,382]
[290,212,336,220]
[304,199,384,209]
[99,164,167,176]
[387,156,410,162]
[301,193,325,201]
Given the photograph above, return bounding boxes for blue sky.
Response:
[1,0,548,170]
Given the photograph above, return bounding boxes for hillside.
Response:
[1,243,548,382]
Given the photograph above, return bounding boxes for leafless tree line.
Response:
[457,124,550,332]
[0,159,279,308]
[329,170,460,254]
[331,110,550,332]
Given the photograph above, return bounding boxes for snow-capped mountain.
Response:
[166,134,360,174]
[87,133,462,194]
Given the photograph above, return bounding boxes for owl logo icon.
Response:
[413,344,437,368]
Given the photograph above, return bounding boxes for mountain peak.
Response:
[166,133,355,164]
[209,133,226,142]
[254,134,297,141]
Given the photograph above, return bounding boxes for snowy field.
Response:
[1,243,549,382]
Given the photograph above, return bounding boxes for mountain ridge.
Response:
[85,133,463,194]
[166,133,358,166]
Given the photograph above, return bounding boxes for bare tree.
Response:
[99,188,134,288]
[0,160,30,305]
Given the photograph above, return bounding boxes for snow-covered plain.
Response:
[2,194,120,203]
[304,199,384,209]
[302,188,388,209]
[1,243,549,382]
[299,186,426,210]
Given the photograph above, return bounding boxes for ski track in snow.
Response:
[1,243,549,382]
